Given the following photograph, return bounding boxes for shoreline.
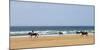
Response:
[10,33,94,38]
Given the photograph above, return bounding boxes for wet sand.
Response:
[10,34,94,49]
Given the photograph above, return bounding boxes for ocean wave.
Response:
[10,30,94,36]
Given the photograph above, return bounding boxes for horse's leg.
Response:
[31,35,32,38]
[29,35,32,38]
[86,33,88,36]
[37,35,39,38]
[34,35,36,38]
[37,34,39,38]
[33,35,35,38]
[35,35,38,38]
[29,35,33,40]
[81,33,84,37]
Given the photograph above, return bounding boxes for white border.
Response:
[0,0,9,50]
[0,0,98,50]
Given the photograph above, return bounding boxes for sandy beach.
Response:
[10,34,94,49]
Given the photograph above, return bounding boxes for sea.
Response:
[10,26,95,36]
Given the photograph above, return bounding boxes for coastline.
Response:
[10,33,94,38]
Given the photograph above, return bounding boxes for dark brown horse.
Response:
[76,31,88,36]
[28,32,39,38]
[58,32,63,35]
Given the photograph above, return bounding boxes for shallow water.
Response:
[10,26,95,36]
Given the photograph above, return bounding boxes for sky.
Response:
[10,1,95,26]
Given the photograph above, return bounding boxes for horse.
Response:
[81,32,88,36]
[58,32,63,35]
[76,31,88,36]
[28,32,39,38]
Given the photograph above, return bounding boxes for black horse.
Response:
[28,32,39,38]
[76,31,88,36]
[58,32,63,35]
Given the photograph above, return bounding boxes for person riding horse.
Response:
[32,30,34,32]
[76,31,88,36]
[28,30,39,38]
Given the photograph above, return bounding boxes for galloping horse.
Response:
[76,31,88,36]
[28,32,39,38]
[58,32,63,35]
